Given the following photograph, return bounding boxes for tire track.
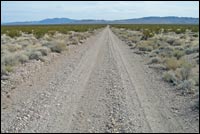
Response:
[109,28,195,133]
[70,27,151,133]
[1,28,106,133]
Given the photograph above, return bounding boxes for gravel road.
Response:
[1,26,199,133]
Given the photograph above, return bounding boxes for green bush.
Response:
[141,30,154,40]
[7,30,21,38]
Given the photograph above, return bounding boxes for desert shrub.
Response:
[1,52,28,74]
[1,53,19,66]
[191,28,199,32]
[185,46,199,55]
[149,51,158,57]
[158,45,165,50]
[137,39,158,52]
[156,40,169,48]
[162,70,177,85]
[127,36,134,41]
[172,40,183,46]
[48,30,56,36]
[70,38,79,45]
[5,65,13,72]
[1,48,10,58]
[43,41,67,53]
[1,65,13,76]
[192,40,199,46]
[180,35,186,39]
[164,57,181,70]
[175,29,185,34]
[137,41,154,52]
[179,62,192,80]
[77,34,85,40]
[158,45,175,57]
[15,52,29,64]
[175,68,182,80]
[192,34,198,37]
[29,51,43,61]
[36,47,50,56]
[176,79,195,94]
[1,65,7,76]
[148,57,162,64]
[38,56,46,62]
[193,75,199,86]
[149,64,167,70]
[6,44,22,52]
[196,100,199,109]
[127,41,133,46]
[174,46,184,51]
[155,47,163,53]
[128,43,133,47]
[42,42,53,47]
[50,42,67,53]
[33,31,46,39]
[166,38,175,45]
[185,48,194,55]
[173,50,185,59]
[141,30,154,40]
[7,30,21,38]
[196,58,199,64]
[138,45,153,52]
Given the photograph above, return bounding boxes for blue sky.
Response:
[1,1,199,23]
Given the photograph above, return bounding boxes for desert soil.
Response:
[1,26,199,133]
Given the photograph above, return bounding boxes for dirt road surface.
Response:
[1,26,199,133]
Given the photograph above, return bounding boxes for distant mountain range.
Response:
[2,16,199,25]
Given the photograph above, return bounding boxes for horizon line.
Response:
[2,16,199,24]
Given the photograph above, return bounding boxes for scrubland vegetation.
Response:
[112,24,199,39]
[1,24,106,38]
[111,24,199,98]
[1,24,105,77]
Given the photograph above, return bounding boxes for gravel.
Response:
[1,27,199,133]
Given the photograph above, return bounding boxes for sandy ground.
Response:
[1,26,199,133]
